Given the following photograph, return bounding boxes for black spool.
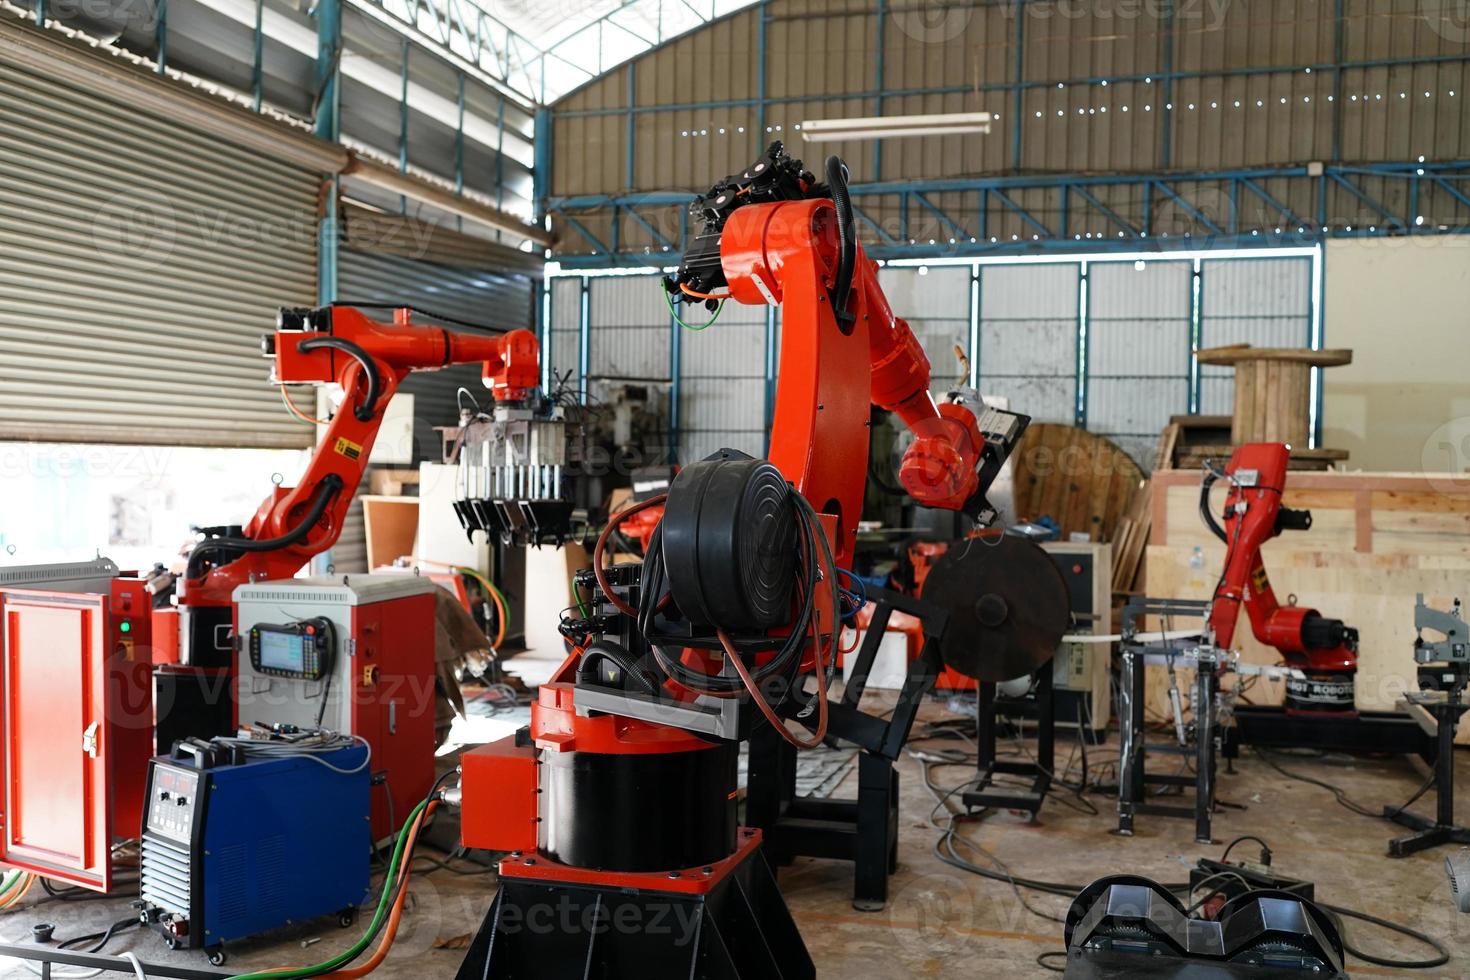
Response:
[661,453,798,630]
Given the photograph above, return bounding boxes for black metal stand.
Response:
[1115,598,1224,845]
[961,667,1054,819]
[1223,705,1434,759]
[455,844,813,980]
[1386,686,1470,857]
[745,585,945,912]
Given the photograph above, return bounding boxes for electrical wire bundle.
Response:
[404,557,511,650]
[914,751,1453,974]
[0,872,34,913]
[834,568,867,625]
[212,729,372,776]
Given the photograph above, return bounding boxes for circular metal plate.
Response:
[921,535,1071,682]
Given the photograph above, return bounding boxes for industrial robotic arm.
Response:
[1201,442,1358,714]
[669,141,1026,545]
[176,305,541,660]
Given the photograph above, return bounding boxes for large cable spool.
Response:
[661,452,799,630]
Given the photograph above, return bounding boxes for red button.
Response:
[306,626,316,635]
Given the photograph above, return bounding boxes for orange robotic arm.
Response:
[182,306,540,607]
[1202,442,1358,713]
[677,145,1026,566]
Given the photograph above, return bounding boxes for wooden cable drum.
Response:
[1009,424,1144,543]
[1195,345,1352,448]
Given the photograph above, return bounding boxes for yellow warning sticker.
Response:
[1251,565,1270,594]
[334,437,363,460]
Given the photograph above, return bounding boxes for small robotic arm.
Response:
[182,306,540,610]
[1202,442,1358,713]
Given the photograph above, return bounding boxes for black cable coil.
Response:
[661,454,799,630]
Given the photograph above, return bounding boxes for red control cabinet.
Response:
[0,578,154,891]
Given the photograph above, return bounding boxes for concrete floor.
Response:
[4,698,1467,979]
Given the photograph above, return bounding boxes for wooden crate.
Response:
[1145,470,1470,740]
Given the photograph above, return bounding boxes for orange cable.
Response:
[0,875,36,910]
[315,802,438,979]
[679,283,733,302]
[280,384,328,425]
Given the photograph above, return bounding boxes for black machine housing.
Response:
[1063,875,1346,978]
[666,142,822,307]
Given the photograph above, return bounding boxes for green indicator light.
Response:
[120,621,132,633]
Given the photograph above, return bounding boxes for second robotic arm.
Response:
[1204,442,1358,714]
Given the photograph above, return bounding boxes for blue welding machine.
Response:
[139,738,372,965]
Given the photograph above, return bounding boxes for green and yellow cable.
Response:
[663,287,725,331]
[570,571,591,618]
[405,557,511,649]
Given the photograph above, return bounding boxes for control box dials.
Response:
[147,766,201,844]
[247,618,334,682]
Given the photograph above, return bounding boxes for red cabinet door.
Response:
[0,590,113,892]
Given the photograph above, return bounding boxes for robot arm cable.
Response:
[298,336,383,422]
[824,155,857,323]
[184,474,344,581]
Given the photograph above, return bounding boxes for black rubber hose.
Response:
[1199,469,1228,542]
[825,154,857,324]
[186,474,345,580]
[299,336,383,421]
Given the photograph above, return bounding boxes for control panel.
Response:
[247,619,334,681]
[146,765,201,844]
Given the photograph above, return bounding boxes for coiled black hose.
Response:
[299,336,383,421]
[185,474,345,581]
[825,154,857,324]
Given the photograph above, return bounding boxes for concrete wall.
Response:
[1322,238,1470,473]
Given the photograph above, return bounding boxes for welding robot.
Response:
[1202,442,1358,713]
[447,143,1042,979]
[1203,442,1431,755]
[159,308,548,829]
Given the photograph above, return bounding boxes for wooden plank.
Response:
[1153,422,1181,471]
[1196,345,1354,366]
[1169,414,1233,430]
[1355,489,1373,554]
[361,496,420,570]
[1011,424,1144,543]
[1150,468,1460,495]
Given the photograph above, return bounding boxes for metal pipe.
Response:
[0,943,227,980]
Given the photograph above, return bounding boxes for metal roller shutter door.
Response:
[0,58,319,448]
